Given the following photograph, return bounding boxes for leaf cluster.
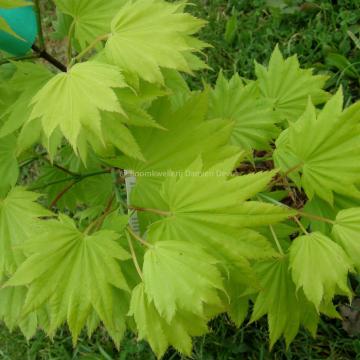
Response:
[0,0,360,357]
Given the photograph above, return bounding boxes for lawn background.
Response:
[1,0,360,359]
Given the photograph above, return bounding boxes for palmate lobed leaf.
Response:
[0,62,53,139]
[143,241,224,322]
[129,283,209,358]
[105,0,208,84]
[333,207,360,271]
[251,257,320,348]
[141,159,293,257]
[0,134,18,191]
[289,232,353,309]
[1,0,360,352]
[113,91,239,232]
[54,0,126,49]
[0,285,37,339]
[274,89,360,204]
[0,187,51,276]
[208,72,279,153]
[28,61,144,159]
[255,45,329,122]
[30,62,126,148]
[5,214,131,343]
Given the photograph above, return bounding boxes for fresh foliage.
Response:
[1,0,360,358]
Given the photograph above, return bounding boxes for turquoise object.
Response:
[0,4,37,56]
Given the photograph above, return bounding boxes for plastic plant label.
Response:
[0,3,37,56]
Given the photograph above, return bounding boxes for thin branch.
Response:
[296,210,335,225]
[256,194,335,225]
[293,216,309,235]
[126,233,144,281]
[19,153,45,168]
[28,170,111,191]
[70,33,110,66]
[283,162,304,178]
[32,44,67,72]
[95,194,115,230]
[28,175,74,191]
[50,162,78,177]
[49,180,77,209]
[128,206,172,217]
[127,226,151,248]
[269,225,284,255]
[85,194,116,234]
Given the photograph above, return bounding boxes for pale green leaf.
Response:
[209,72,279,152]
[256,45,329,122]
[110,92,238,232]
[333,208,360,271]
[251,257,319,348]
[0,134,19,190]
[289,232,353,309]
[29,62,136,157]
[54,0,126,49]
[143,161,292,255]
[0,187,51,276]
[0,62,53,138]
[105,0,208,83]
[5,215,130,343]
[143,241,224,322]
[129,283,208,358]
[274,90,360,203]
[0,284,38,339]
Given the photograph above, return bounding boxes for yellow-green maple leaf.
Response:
[54,0,126,49]
[29,62,132,154]
[105,0,208,84]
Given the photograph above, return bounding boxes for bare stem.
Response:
[126,233,144,281]
[269,225,284,255]
[70,33,110,66]
[49,180,77,209]
[84,194,116,234]
[129,206,172,217]
[297,210,335,225]
[28,170,111,191]
[127,226,151,248]
[283,162,304,178]
[293,216,309,235]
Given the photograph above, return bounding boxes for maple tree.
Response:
[0,0,360,357]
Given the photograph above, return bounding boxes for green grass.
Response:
[1,0,360,359]
[191,0,360,102]
[1,315,360,359]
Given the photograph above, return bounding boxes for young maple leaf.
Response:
[143,241,224,322]
[54,0,127,49]
[129,283,209,358]
[289,232,354,309]
[29,62,133,155]
[105,0,208,84]
[333,208,360,271]
[5,215,130,344]
[256,45,329,122]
